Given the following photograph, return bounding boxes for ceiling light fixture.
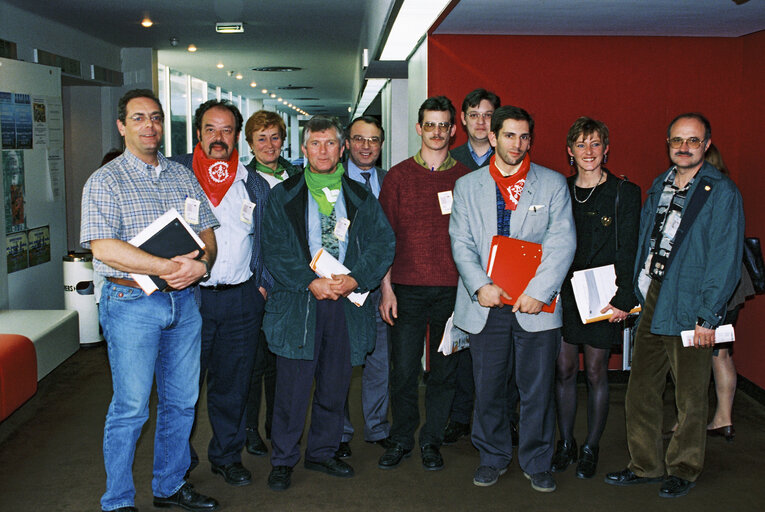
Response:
[215,22,244,33]
[261,89,268,94]
[235,73,243,79]
[187,44,197,52]
[353,78,387,119]
[141,17,153,28]
[250,82,257,87]
[270,93,276,98]
[216,62,224,69]
[380,0,451,60]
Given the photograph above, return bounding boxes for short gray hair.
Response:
[303,115,345,147]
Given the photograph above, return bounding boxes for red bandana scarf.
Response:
[192,143,238,206]
[489,153,530,210]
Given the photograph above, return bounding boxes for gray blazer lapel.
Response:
[510,165,538,236]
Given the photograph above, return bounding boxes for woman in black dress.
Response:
[551,117,641,478]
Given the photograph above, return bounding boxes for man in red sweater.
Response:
[377,96,471,472]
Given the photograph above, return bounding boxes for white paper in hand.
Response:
[309,248,369,307]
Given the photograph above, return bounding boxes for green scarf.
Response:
[255,160,286,180]
[304,163,345,215]
[414,150,458,171]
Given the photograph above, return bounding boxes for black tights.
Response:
[554,340,611,448]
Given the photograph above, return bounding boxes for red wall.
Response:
[429,32,765,387]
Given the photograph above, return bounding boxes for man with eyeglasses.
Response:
[449,105,575,491]
[171,100,271,489]
[445,89,522,448]
[261,116,394,491]
[451,88,501,171]
[337,116,394,458]
[377,96,471,472]
[81,89,220,512]
[606,113,744,498]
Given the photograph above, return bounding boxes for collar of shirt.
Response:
[468,141,493,167]
[664,166,695,191]
[307,187,348,264]
[346,159,380,198]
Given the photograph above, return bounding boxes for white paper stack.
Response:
[681,324,735,347]
[570,264,640,323]
[309,248,369,307]
[438,312,470,355]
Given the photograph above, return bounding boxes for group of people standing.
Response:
[81,86,745,512]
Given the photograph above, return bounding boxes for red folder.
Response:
[486,235,556,313]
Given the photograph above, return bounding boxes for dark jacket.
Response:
[451,142,490,171]
[245,156,302,179]
[560,170,641,345]
[170,153,274,291]
[633,161,744,334]
[261,173,395,365]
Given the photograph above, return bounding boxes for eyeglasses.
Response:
[129,114,163,124]
[667,137,704,149]
[350,135,381,146]
[421,122,452,132]
[466,112,493,121]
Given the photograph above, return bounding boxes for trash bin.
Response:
[63,252,103,345]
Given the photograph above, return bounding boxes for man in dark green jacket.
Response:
[262,116,394,492]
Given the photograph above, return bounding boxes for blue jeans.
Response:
[99,282,201,511]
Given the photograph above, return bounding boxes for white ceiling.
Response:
[4,0,764,120]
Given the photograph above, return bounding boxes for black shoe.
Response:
[443,421,470,445]
[604,468,663,486]
[551,439,577,473]
[511,421,519,447]
[268,465,292,491]
[335,441,352,459]
[153,483,219,511]
[211,462,251,486]
[659,476,696,498]
[421,443,444,471]
[708,425,735,442]
[372,437,394,450]
[111,508,138,512]
[245,428,268,456]
[575,445,599,479]
[378,442,412,469]
[304,456,354,478]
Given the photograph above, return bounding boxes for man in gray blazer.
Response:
[449,105,575,491]
[339,116,393,457]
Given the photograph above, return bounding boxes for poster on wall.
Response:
[47,147,64,201]
[0,91,14,149]
[46,96,63,149]
[27,225,51,266]
[3,149,26,233]
[32,96,48,147]
[6,231,28,273]
[13,93,33,150]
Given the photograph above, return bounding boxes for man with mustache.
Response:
[605,113,744,498]
[81,89,220,512]
[377,96,471,472]
[172,99,272,488]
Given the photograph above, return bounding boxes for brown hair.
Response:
[245,110,286,143]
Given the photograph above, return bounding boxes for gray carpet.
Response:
[1,345,764,511]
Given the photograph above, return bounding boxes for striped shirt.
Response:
[80,149,219,278]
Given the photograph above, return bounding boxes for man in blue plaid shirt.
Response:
[80,89,220,512]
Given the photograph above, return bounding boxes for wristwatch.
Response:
[200,259,211,282]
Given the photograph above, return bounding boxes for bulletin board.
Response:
[0,57,65,309]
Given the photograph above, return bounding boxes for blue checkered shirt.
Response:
[80,149,219,278]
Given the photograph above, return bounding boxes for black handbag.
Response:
[743,237,765,294]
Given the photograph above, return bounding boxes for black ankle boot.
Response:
[551,439,577,472]
[575,444,599,479]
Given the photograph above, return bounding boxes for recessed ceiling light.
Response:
[270,93,276,98]
[187,44,197,52]
[277,97,283,102]
[235,73,243,80]
[141,17,153,28]
[261,89,268,94]
[250,82,257,87]
[216,62,224,69]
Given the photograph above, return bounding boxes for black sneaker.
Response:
[267,465,293,491]
[659,476,696,498]
[443,421,470,445]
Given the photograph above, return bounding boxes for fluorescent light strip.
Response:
[379,0,451,61]
[353,79,387,119]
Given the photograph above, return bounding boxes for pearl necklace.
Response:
[573,170,604,204]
